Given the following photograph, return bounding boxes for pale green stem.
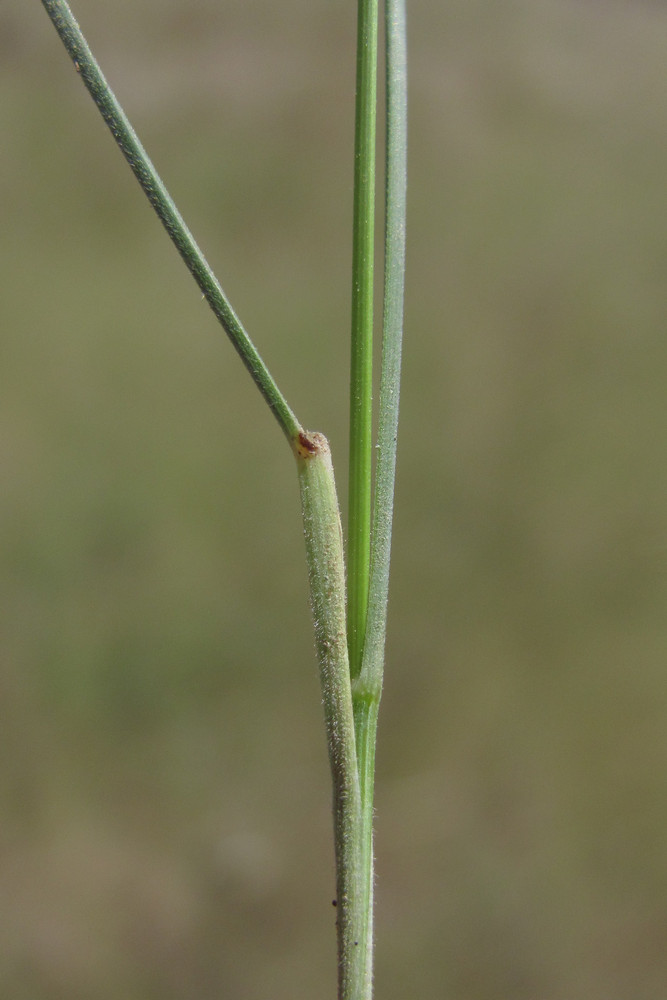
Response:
[41,3,407,997]
[294,432,370,1000]
[357,0,407,697]
[351,0,408,994]
[40,0,300,442]
[348,0,379,680]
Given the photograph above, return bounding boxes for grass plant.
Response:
[40,1,406,996]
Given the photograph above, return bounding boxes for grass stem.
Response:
[294,432,369,1000]
[348,0,379,680]
[357,0,407,698]
[350,1,407,994]
[40,3,406,997]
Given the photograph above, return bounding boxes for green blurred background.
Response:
[2,1,667,997]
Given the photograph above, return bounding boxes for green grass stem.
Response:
[294,432,370,1000]
[348,0,379,680]
[40,0,301,443]
[351,1,407,993]
[356,0,407,699]
[40,3,406,997]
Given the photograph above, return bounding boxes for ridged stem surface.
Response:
[294,432,370,999]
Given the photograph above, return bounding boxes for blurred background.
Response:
[2,1,667,997]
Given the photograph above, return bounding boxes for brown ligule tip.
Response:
[294,430,328,459]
